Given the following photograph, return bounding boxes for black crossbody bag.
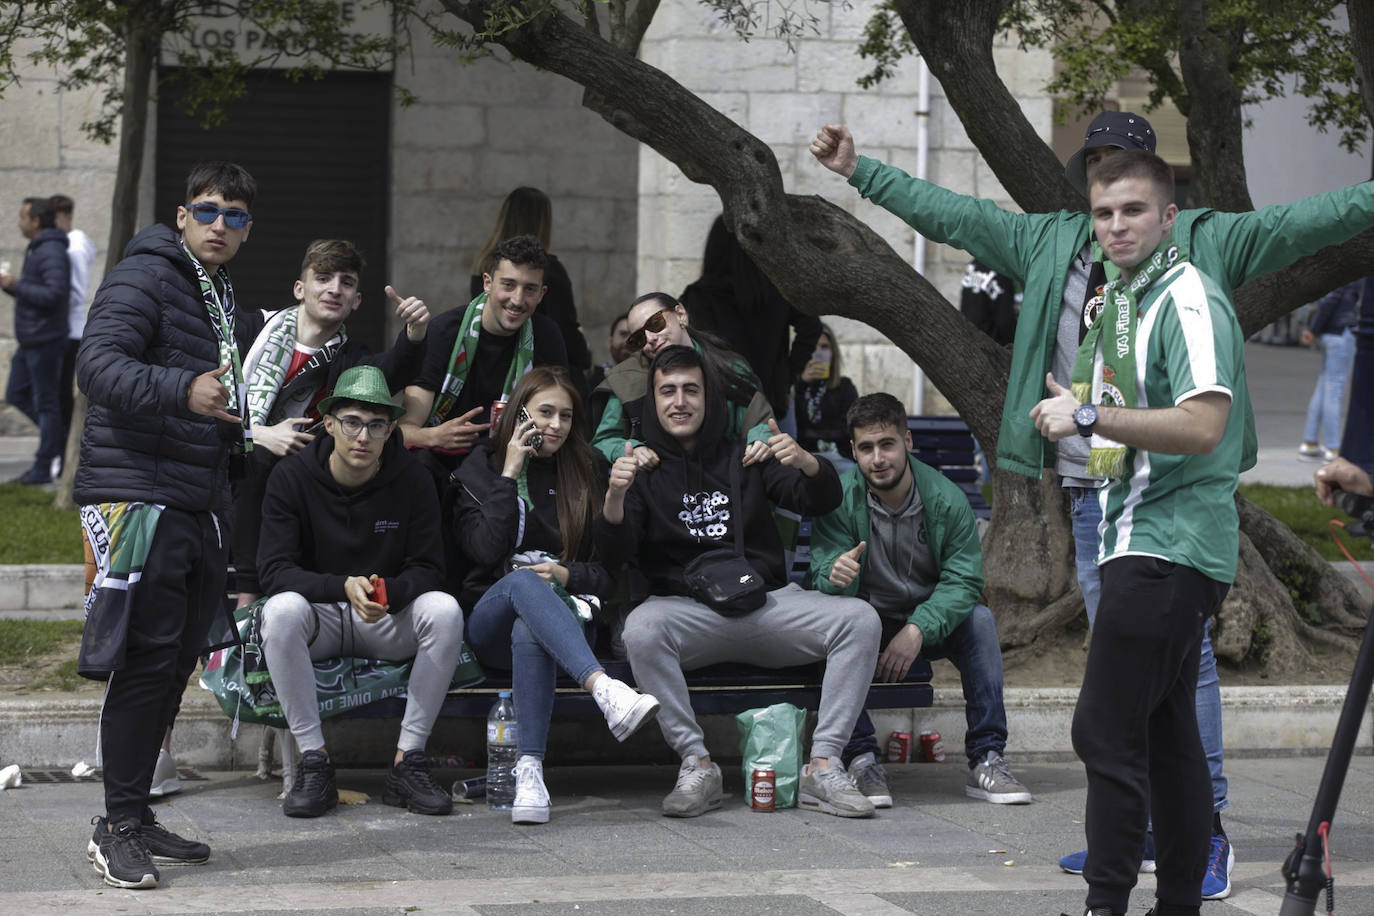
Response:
[683,449,767,616]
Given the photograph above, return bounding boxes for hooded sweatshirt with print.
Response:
[597,363,842,596]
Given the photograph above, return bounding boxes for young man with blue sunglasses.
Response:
[76,161,261,891]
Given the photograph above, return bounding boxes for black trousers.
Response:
[1071,556,1229,914]
[101,508,228,821]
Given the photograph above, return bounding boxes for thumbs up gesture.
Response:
[751,417,821,476]
[1029,371,1081,443]
[386,284,430,342]
[828,541,867,589]
[608,441,639,496]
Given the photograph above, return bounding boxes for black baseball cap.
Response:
[1065,111,1157,195]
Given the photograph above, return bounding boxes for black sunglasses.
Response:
[625,307,676,352]
[188,202,252,229]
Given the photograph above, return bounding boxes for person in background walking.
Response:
[1298,279,1362,461]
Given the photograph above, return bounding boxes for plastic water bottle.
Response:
[486,690,518,810]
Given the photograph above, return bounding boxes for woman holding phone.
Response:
[453,365,659,825]
[793,322,858,469]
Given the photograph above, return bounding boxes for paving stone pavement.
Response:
[1,756,1372,914]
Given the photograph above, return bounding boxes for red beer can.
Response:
[490,399,508,427]
[750,768,776,811]
[886,731,912,764]
[919,729,946,763]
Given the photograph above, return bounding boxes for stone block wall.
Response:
[389,24,640,359]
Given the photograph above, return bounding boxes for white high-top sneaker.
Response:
[592,676,660,742]
[511,755,550,825]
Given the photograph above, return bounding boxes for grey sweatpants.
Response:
[623,583,881,761]
[259,591,465,753]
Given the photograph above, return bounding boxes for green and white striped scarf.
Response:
[428,292,535,425]
[180,241,251,453]
[1070,239,1187,478]
[243,307,345,428]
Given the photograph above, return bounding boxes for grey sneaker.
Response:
[965,750,1033,804]
[799,757,876,818]
[847,752,893,808]
[662,755,723,817]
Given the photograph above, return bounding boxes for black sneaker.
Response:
[283,749,338,818]
[88,816,159,889]
[139,810,210,865]
[382,749,453,815]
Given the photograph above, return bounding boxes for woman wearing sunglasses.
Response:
[453,365,659,825]
[590,292,775,470]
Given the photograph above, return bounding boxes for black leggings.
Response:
[1071,556,1228,914]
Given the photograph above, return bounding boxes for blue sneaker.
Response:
[1058,833,1157,875]
[1201,834,1234,900]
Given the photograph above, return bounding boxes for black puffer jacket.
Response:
[75,224,264,514]
[6,228,70,345]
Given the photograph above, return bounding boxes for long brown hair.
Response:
[490,366,601,562]
[471,187,553,276]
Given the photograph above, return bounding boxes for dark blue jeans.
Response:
[6,338,67,465]
[842,604,1008,768]
[465,569,602,760]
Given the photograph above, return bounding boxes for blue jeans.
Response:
[1069,486,1228,812]
[1303,328,1356,449]
[465,569,602,760]
[6,338,67,465]
[843,604,1009,768]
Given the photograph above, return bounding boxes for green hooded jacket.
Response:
[849,156,1374,478]
[805,454,984,645]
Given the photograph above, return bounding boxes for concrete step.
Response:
[1,684,1368,770]
[0,564,84,615]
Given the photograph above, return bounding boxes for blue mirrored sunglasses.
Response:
[188,202,252,229]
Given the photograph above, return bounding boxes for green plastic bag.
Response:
[735,702,806,808]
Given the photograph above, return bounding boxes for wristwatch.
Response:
[1073,403,1098,438]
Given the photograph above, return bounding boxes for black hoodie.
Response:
[451,440,611,611]
[597,362,841,596]
[258,431,444,612]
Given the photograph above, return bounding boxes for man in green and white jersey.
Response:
[1031,150,1241,916]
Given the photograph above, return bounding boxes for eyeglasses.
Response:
[188,202,253,229]
[334,415,392,439]
[625,307,677,352]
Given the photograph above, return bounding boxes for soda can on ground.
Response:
[886,731,912,764]
[919,729,946,763]
[750,768,776,811]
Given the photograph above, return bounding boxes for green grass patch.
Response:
[1238,484,1374,563]
[32,658,82,691]
[0,483,83,564]
[0,619,84,665]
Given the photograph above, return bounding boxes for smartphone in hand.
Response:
[371,576,388,607]
[516,406,543,451]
